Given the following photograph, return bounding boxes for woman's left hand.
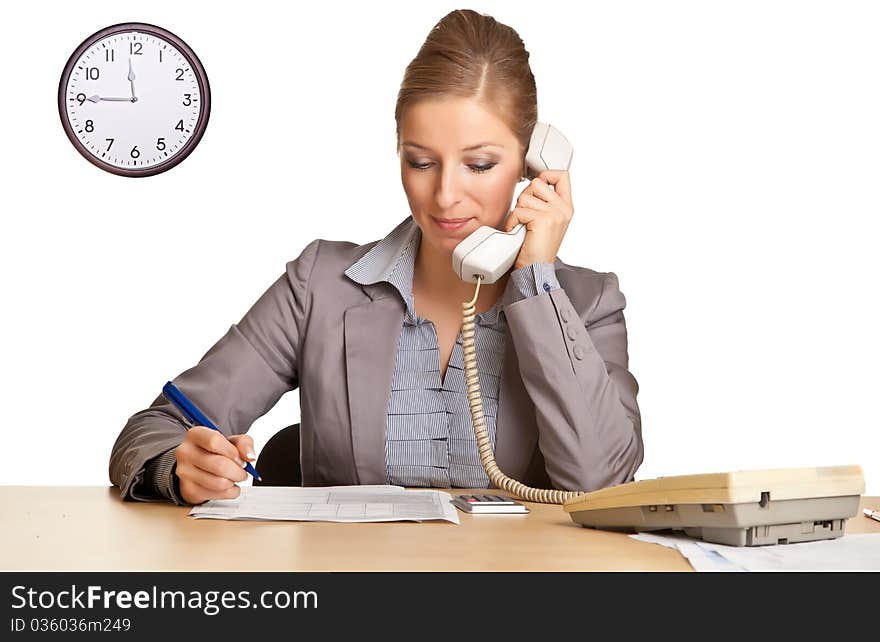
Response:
[503,169,574,270]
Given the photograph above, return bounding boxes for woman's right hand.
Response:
[174,426,256,505]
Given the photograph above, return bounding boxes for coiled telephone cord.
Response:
[461,277,585,505]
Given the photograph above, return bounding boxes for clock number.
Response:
[130,146,140,159]
[175,68,185,81]
[174,119,184,132]
[156,137,166,151]
[105,138,114,151]
[105,49,114,63]
[159,50,163,63]
[183,94,192,106]
[76,93,86,106]
[130,42,143,55]
[85,120,94,133]
[86,67,99,80]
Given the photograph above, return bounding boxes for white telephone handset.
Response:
[452,122,573,283]
[453,122,580,506]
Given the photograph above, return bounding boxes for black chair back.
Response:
[253,423,302,487]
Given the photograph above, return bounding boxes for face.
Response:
[398,96,523,255]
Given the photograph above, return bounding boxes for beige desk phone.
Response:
[450,122,866,546]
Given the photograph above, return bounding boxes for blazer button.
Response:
[573,345,586,360]
[560,307,571,323]
[566,325,578,341]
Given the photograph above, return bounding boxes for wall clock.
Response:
[58,22,211,177]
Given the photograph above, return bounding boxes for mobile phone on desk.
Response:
[452,494,530,514]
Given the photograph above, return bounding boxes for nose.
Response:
[434,164,464,210]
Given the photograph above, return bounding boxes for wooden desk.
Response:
[2,487,878,571]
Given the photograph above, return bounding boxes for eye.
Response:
[405,161,497,174]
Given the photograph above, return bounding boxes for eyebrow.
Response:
[401,141,504,152]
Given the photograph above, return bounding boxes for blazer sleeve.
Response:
[108,239,321,502]
[502,269,643,492]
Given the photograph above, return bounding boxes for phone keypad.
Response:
[458,494,517,504]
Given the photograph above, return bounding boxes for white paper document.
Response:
[189,485,459,524]
[630,531,880,571]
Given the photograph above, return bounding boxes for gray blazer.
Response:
[109,229,644,500]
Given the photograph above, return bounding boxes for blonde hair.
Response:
[395,9,537,165]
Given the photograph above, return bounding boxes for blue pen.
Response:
[162,381,262,481]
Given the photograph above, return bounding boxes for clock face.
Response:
[58,23,211,177]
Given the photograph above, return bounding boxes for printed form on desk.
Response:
[189,485,459,524]
[630,532,880,571]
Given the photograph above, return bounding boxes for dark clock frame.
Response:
[58,22,211,178]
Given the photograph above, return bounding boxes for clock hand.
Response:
[127,57,138,101]
[86,94,134,102]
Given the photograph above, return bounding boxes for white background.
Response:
[1,1,877,493]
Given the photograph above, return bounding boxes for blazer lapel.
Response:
[344,282,405,485]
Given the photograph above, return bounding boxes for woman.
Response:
[109,9,643,506]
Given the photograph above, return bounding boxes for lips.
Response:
[432,217,473,232]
